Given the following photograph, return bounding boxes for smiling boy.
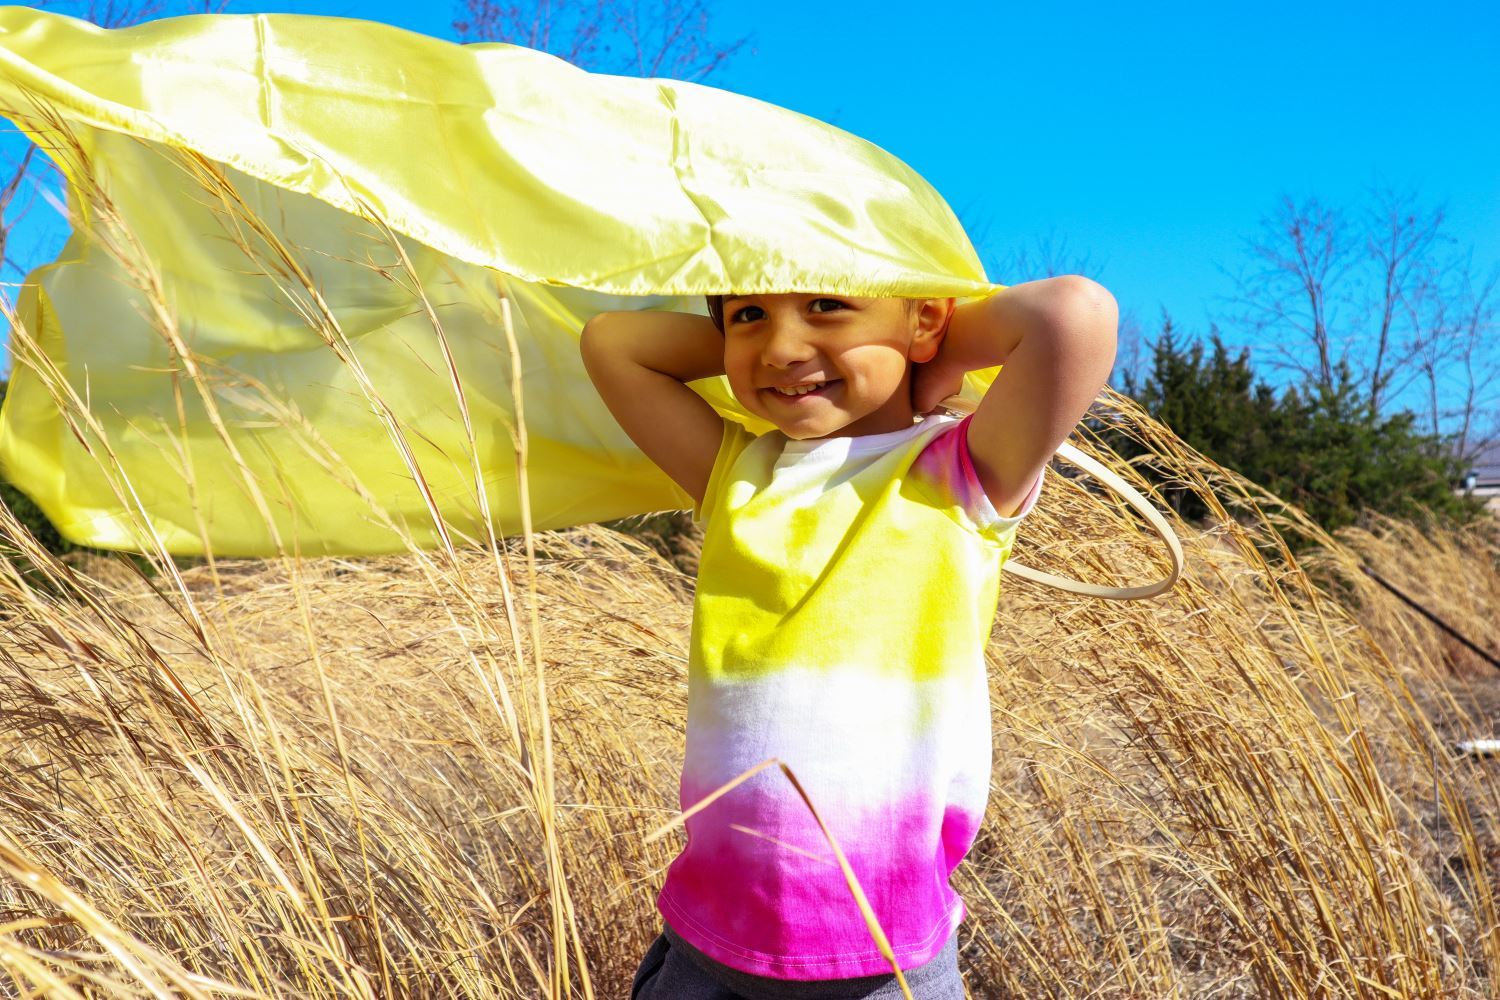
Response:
[581,278,1117,998]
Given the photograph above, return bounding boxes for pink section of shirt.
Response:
[913,413,1044,534]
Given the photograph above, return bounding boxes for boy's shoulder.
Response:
[697,413,1041,539]
[908,413,1042,538]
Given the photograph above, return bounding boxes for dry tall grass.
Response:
[2,106,1499,998]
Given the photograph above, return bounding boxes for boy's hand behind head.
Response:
[956,276,1119,517]
[580,309,727,508]
[910,315,969,415]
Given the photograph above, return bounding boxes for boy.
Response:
[581,278,1118,998]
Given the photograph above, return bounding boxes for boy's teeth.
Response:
[776,381,826,396]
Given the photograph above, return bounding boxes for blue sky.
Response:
[4,0,1497,386]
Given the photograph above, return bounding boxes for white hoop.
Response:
[938,397,1184,601]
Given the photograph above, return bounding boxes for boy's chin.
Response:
[775,416,854,441]
[751,403,837,438]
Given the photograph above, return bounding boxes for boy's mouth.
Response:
[765,379,840,402]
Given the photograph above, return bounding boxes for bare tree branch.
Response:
[0,144,36,277]
[1215,187,1498,457]
[1111,307,1149,392]
[1443,256,1499,461]
[989,229,1101,283]
[36,0,170,27]
[3,0,234,315]
[1405,259,1456,440]
[1221,194,1363,393]
[453,0,748,83]
[1360,185,1447,413]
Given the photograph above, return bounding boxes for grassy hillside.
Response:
[2,394,1498,998]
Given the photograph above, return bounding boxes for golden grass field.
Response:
[2,119,1499,997]
[3,397,1499,998]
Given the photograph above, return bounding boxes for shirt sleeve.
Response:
[692,417,758,527]
[909,413,1043,538]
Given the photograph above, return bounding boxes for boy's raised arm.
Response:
[579,310,726,507]
[943,276,1119,518]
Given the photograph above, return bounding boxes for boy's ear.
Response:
[908,298,956,364]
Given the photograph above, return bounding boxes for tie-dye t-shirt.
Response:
[658,410,1043,980]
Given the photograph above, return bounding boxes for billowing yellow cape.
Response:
[0,7,1002,555]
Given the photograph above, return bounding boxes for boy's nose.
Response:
[761,323,815,367]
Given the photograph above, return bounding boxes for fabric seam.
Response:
[658,887,960,969]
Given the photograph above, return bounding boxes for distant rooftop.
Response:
[1462,442,1500,510]
[1467,441,1500,489]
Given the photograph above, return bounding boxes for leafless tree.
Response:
[1407,253,1499,459]
[986,227,1101,284]
[32,1,231,30]
[65,0,231,17]
[55,0,165,23]
[453,0,749,82]
[1109,308,1150,392]
[1452,265,1500,458]
[1216,186,1498,462]
[1359,187,1448,413]
[970,223,1140,387]
[1406,253,1457,448]
[1220,194,1361,394]
[454,0,607,67]
[0,144,37,282]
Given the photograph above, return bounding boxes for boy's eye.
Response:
[728,299,845,325]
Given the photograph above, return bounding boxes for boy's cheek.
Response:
[723,362,758,407]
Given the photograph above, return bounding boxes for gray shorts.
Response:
[630,923,964,1000]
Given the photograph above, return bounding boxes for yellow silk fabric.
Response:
[0,6,1003,555]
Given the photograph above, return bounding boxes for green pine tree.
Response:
[1109,316,1482,545]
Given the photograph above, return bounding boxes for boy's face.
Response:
[720,293,950,440]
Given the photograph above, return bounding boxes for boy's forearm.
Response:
[941,286,1056,373]
[951,277,1116,516]
[581,310,725,383]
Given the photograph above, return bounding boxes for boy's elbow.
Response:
[1044,277,1128,383]
[579,313,618,364]
[1047,276,1117,335]
[580,312,610,343]
[1045,276,1118,368]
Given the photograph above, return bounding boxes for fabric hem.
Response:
[656,887,964,981]
[954,413,1044,535]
